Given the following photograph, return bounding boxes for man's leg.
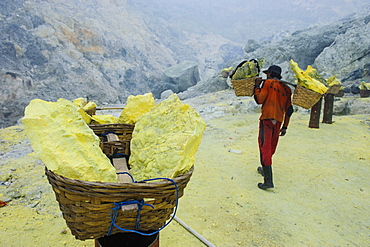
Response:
[257,120,279,189]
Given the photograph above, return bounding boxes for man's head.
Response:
[263,65,282,79]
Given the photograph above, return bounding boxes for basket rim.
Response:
[231,76,257,82]
[45,166,194,188]
[295,83,324,96]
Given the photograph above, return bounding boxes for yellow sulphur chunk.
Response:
[83,101,97,111]
[22,98,118,182]
[327,75,342,87]
[305,65,328,86]
[359,81,370,90]
[119,93,155,124]
[290,59,328,94]
[72,97,88,108]
[91,114,119,124]
[129,94,206,181]
[78,108,92,125]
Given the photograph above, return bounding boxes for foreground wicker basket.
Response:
[292,84,324,109]
[231,77,257,97]
[45,167,193,240]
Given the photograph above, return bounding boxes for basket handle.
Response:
[229,59,260,78]
[249,59,260,75]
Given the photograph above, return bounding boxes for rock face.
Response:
[0,0,369,128]
[0,0,243,127]
[314,12,370,82]
[231,7,370,86]
[152,60,200,98]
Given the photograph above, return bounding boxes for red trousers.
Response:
[258,119,281,166]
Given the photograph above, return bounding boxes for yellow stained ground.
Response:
[1,109,370,246]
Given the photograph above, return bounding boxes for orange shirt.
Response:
[254,79,292,127]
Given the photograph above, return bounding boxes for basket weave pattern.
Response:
[326,84,341,95]
[46,167,193,240]
[360,90,370,98]
[231,77,257,97]
[45,123,193,240]
[90,123,135,156]
[90,123,134,142]
[292,84,323,109]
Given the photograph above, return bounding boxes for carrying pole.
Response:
[171,215,216,247]
[262,79,296,87]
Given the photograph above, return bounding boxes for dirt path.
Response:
[1,91,369,246]
[163,112,370,246]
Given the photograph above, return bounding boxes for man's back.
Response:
[254,79,292,123]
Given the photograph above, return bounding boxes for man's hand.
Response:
[255,77,263,86]
[280,128,287,136]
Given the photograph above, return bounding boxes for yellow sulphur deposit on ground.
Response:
[22,98,118,183]
[129,94,206,181]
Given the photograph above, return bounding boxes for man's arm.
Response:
[280,94,293,136]
[253,77,268,104]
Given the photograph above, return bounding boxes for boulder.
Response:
[151,60,201,98]
[178,73,229,100]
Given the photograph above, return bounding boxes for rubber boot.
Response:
[258,165,274,190]
[257,166,264,176]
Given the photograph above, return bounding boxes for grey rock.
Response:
[228,7,370,88]
[152,60,200,98]
[160,89,174,100]
[178,73,230,100]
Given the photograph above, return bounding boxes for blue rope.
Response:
[108,177,179,236]
[116,172,135,182]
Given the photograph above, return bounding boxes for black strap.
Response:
[229,59,260,78]
[249,59,260,74]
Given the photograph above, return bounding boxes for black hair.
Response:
[271,71,282,79]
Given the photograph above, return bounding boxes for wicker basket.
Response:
[292,84,324,109]
[334,90,344,97]
[360,90,370,98]
[45,167,193,240]
[231,77,257,97]
[90,123,135,142]
[89,123,135,156]
[326,84,341,95]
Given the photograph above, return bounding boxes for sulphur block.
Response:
[327,75,342,87]
[72,98,93,124]
[83,101,97,111]
[290,59,328,94]
[78,108,92,124]
[129,94,206,181]
[118,93,155,124]
[22,98,118,183]
[91,114,119,124]
[72,97,88,108]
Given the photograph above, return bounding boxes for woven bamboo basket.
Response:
[231,77,257,97]
[334,90,344,97]
[89,123,135,156]
[45,167,193,240]
[360,90,370,98]
[326,84,341,95]
[292,84,324,109]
